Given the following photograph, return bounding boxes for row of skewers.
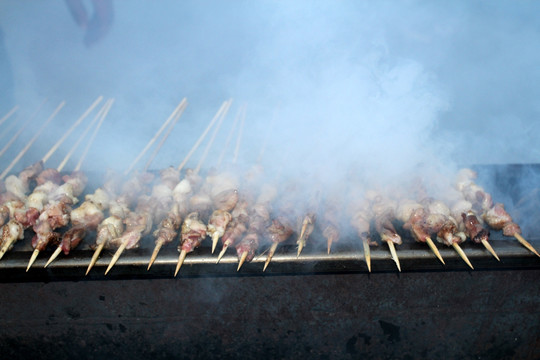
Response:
[0,99,538,276]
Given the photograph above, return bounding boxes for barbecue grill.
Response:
[0,164,538,359]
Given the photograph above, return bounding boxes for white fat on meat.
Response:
[396,200,423,223]
[26,191,49,212]
[173,179,192,202]
[71,201,104,227]
[4,175,27,200]
[85,188,111,211]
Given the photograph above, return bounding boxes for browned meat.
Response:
[179,212,207,253]
[462,211,490,244]
[36,168,62,185]
[221,219,247,248]
[266,217,294,244]
[212,189,239,212]
[108,211,152,249]
[235,232,259,262]
[153,205,183,245]
[19,161,44,186]
[70,201,104,229]
[60,225,86,255]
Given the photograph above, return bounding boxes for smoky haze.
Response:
[0,2,539,205]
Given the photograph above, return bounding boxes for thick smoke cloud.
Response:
[0,0,539,185]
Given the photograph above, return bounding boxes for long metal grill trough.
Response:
[0,164,538,281]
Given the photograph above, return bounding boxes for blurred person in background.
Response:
[0,0,113,113]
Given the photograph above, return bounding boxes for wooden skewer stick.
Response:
[26,249,41,272]
[237,251,248,271]
[176,101,228,172]
[0,105,19,127]
[105,242,127,275]
[86,242,106,275]
[426,237,445,265]
[211,233,220,254]
[75,99,114,172]
[125,98,187,175]
[296,216,310,258]
[452,243,474,269]
[174,249,187,277]
[481,239,500,261]
[57,99,109,172]
[0,99,47,159]
[514,233,540,257]
[216,105,241,168]
[143,101,188,172]
[216,245,229,264]
[0,237,18,260]
[194,100,231,174]
[386,240,401,272]
[42,96,102,164]
[232,104,247,165]
[44,247,63,268]
[147,240,164,270]
[263,242,279,272]
[363,238,371,272]
[0,101,65,180]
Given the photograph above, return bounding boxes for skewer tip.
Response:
[211,234,219,254]
[174,249,187,277]
[362,238,372,272]
[147,241,164,270]
[86,242,105,275]
[27,249,40,272]
[105,242,127,275]
[44,247,62,268]
[481,239,500,261]
[237,251,248,271]
[386,241,401,272]
[263,242,279,272]
[216,245,228,264]
[426,237,445,265]
[452,242,474,270]
[514,233,540,257]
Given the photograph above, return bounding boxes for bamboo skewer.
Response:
[363,238,372,272]
[386,240,401,272]
[216,105,241,168]
[105,242,127,275]
[75,99,113,172]
[86,242,106,275]
[125,98,187,175]
[263,242,279,272]
[44,247,62,268]
[216,245,228,263]
[481,239,500,261]
[42,96,102,164]
[0,101,65,180]
[426,237,445,265]
[452,243,474,269]
[237,250,248,271]
[176,101,228,172]
[174,249,187,276]
[143,101,188,172]
[87,222,119,275]
[194,99,231,174]
[0,105,19,127]
[26,249,41,272]
[514,233,540,257]
[57,99,110,172]
[0,100,47,159]
[147,241,164,270]
[232,104,246,165]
